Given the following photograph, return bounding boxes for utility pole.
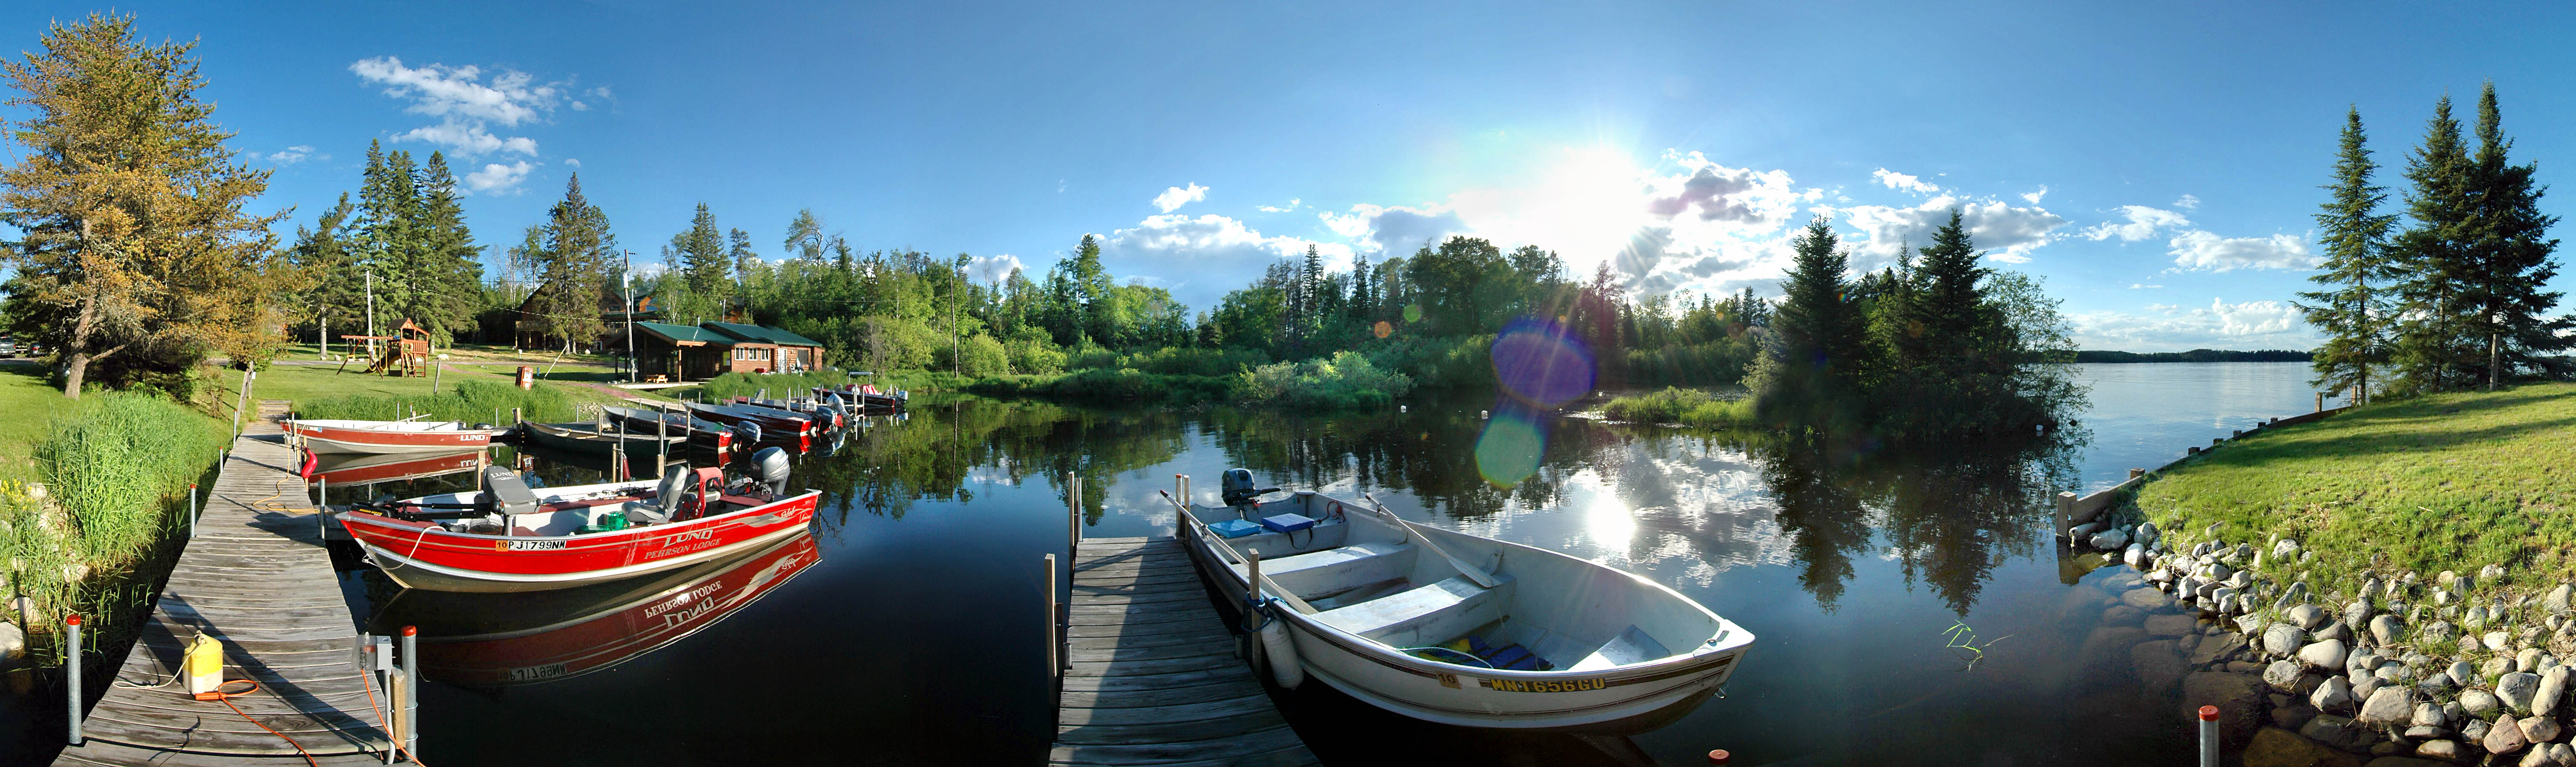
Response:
[622,251,637,383]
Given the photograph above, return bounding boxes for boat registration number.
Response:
[497,539,566,551]
[1479,677,1609,693]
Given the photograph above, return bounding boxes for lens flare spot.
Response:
[1373,320,1393,339]
[1491,317,1596,407]
[1403,304,1423,323]
[1474,411,1544,487]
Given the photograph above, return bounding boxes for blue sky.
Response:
[8,1,2574,351]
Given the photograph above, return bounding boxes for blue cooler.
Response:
[1259,513,1317,534]
[1209,519,1264,538]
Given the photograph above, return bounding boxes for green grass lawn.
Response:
[207,358,648,418]
[0,362,70,481]
[2134,382,2576,600]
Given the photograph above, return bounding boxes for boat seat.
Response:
[1258,542,1417,599]
[1315,573,1515,648]
[619,501,671,526]
[1565,625,1674,671]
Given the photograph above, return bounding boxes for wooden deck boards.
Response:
[1050,537,1320,767]
[54,402,394,767]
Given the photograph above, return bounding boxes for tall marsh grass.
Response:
[33,392,225,565]
[1601,386,1758,428]
[1235,352,1415,409]
[298,379,576,424]
[698,369,856,402]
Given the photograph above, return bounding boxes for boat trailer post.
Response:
[64,614,82,745]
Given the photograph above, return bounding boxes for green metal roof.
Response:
[636,322,728,345]
[702,322,824,348]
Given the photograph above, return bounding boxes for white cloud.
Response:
[1152,183,1208,213]
[350,56,576,159]
[1097,214,1349,311]
[1257,198,1301,213]
[462,160,534,194]
[1324,202,1471,254]
[2021,186,2049,204]
[563,158,580,167]
[1647,156,1802,227]
[1836,196,2068,267]
[2071,298,2316,352]
[2174,194,2200,210]
[266,145,318,164]
[2082,205,2193,242]
[2167,230,2313,272]
[2129,284,2163,289]
[1870,168,1940,195]
[968,254,1025,283]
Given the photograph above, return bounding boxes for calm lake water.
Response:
[6,362,2326,765]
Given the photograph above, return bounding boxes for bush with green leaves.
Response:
[1236,351,1415,409]
[1602,386,1757,428]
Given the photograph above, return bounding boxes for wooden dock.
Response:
[55,401,393,766]
[1051,536,1319,767]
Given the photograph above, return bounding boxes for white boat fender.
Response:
[1257,599,1304,689]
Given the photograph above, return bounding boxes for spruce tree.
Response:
[286,194,363,342]
[414,151,482,341]
[675,203,727,296]
[1755,216,1866,431]
[2462,82,2572,387]
[2390,95,2479,393]
[513,174,616,350]
[2297,107,2398,401]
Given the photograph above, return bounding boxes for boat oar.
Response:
[1361,492,1501,589]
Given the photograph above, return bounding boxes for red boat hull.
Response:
[289,420,496,455]
[340,490,821,593]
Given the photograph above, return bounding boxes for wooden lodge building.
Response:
[633,321,827,382]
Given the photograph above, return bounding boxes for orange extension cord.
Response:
[201,679,320,767]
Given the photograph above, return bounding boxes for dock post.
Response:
[186,483,198,539]
[1044,553,1059,695]
[1067,473,1081,548]
[2198,705,2218,766]
[2129,468,2145,480]
[1175,474,1188,535]
[384,668,406,765]
[2314,392,2324,413]
[65,614,82,746]
[2054,491,2077,542]
[401,625,418,762]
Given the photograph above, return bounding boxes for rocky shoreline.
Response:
[2076,519,2576,766]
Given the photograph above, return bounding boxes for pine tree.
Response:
[2390,95,2480,393]
[285,194,363,342]
[2461,82,2572,387]
[2297,107,2399,401]
[0,13,289,395]
[783,208,824,262]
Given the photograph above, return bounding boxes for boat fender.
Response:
[1326,501,1343,521]
[299,450,319,480]
[1257,600,1304,689]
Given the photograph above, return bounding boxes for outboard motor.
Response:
[732,419,763,446]
[752,446,793,496]
[476,464,540,521]
[1220,468,1279,517]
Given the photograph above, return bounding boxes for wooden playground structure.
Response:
[340,319,433,377]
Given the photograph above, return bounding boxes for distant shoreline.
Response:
[2074,350,2310,364]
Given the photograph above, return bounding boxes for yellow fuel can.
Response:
[184,634,226,700]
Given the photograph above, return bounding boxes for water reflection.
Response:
[368,532,820,689]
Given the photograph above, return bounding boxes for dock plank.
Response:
[1052,535,1315,766]
[54,405,395,766]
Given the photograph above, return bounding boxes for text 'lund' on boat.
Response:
[337,447,819,593]
[1175,469,1754,733]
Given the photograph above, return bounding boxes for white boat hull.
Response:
[1180,491,1753,733]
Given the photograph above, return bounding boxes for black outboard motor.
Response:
[752,446,793,496]
[1220,468,1281,517]
[733,419,762,447]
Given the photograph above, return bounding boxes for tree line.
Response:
[2301,82,2570,400]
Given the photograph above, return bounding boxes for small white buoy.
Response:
[1479,410,1489,419]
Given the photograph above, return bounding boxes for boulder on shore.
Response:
[2357,685,2414,726]
[2301,639,2352,672]
[2486,715,2530,756]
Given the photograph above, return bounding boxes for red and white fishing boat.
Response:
[286,417,503,455]
[337,449,819,593]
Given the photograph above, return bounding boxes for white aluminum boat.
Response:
[1173,479,1753,733]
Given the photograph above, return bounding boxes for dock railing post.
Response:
[65,614,82,746]
[1067,473,1081,549]
[401,625,418,762]
[187,483,198,539]
[2315,392,2325,413]
[1175,474,1188,535]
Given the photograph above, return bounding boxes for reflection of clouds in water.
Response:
[1441,436,1795,588]
[965,467,1021,486]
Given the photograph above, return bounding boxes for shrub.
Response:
[1601,386,1759,428]
[1235,352,1415,409]
[300,379,578,424]
[1364,334,1495,390]
[968,369,1235,403]
[1008,337,1067,375]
